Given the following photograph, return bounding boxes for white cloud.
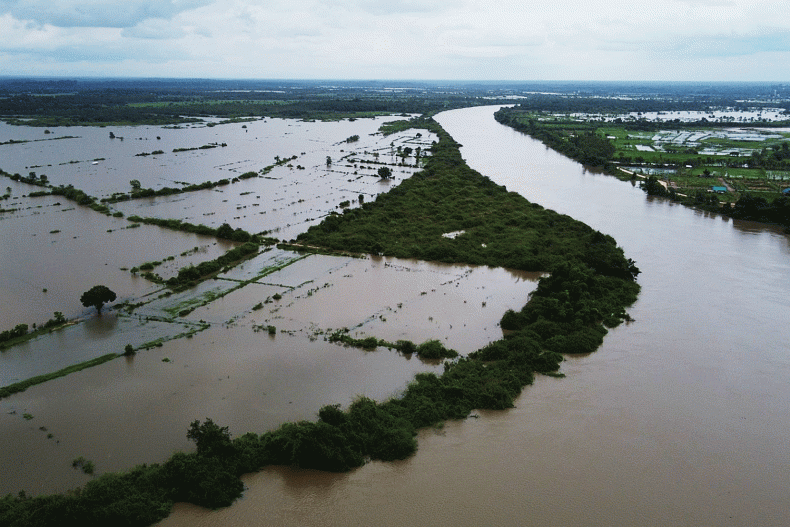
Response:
[1,0,790,80]
[121,18,186,39]
[2,0,214,28]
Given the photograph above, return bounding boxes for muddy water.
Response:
[159,106,790,526]
[0,253,535,496]
[1,118,434,240]
[0,186,233,328]
[0,116,433,327]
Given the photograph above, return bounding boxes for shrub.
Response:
[416,339,457,359]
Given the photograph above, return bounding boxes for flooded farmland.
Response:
[0,114,542,498]
[5,103,789,527]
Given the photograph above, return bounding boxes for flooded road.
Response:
[159,106,790,526]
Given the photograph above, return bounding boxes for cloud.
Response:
[670,28,790,57]
[2,0,790,80]
[2,0,214,28]
[121,18,186,39]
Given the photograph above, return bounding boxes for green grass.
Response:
[0,353,118,400]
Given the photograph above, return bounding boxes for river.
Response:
[159,105,790,526]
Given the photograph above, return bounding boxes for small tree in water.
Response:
[80,285,117,315]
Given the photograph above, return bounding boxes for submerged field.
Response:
[0,109,639,526]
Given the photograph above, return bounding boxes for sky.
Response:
[1,0,789,81]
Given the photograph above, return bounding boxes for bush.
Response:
[416,339,457,359]
[396,340,417,354]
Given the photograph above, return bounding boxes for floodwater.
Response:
[0,116,433,327]
[0,118,434,240]
[0,246,537,494]
[158,106,790,526]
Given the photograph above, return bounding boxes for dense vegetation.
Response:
[0,79,485,126]
[0,107,640,527]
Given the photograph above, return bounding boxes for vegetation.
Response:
[328,330,457,358]
[0,80,488,127]
[0,353,118,400]
[165,242,259,289]
[0,313,68,352]
[125,216,266,244]
[494,106,790,229]
[80,286,117,315]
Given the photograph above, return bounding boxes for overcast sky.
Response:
[1,0,789,81]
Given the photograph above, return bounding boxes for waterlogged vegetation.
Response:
[328,329,458,359]
[0,313,68,352]
[0,353,118,400]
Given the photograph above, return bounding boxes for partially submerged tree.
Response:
[80,285,117,315]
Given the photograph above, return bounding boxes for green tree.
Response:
[80,285,117,315]
[216,223,234,240]
[378,166,392,179]
[187,418,235,458]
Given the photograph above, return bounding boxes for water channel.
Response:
[158,105,790,526]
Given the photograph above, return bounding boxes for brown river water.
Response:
[2,106,789,526]
[158,106,790,526]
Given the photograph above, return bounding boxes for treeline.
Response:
[499,93,779,116]
[494,108,617,169]
[0,324,29,347]
[642,176,790,227]
[125,217,261,244]
[748,143,790,170]
[0,88,472,126]
[104,179,231,203]
[0,313,68,354]
[328,330,458,359]
[165,242,259,289]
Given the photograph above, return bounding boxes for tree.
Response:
[129,179,141,190]
[326,156,332,167]
[187,418,235,457]
[378,166,392,179]
[216,222,234,239]
[80,285,116,315]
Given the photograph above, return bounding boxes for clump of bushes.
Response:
[415,339,457,359]
[166,242,259,288]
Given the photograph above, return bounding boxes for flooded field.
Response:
[1,117,433,240]
[0,116,435,329]
[0,113,535,499]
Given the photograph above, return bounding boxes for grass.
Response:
[0,353,118,400]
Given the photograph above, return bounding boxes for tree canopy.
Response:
[80,285,117,315]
